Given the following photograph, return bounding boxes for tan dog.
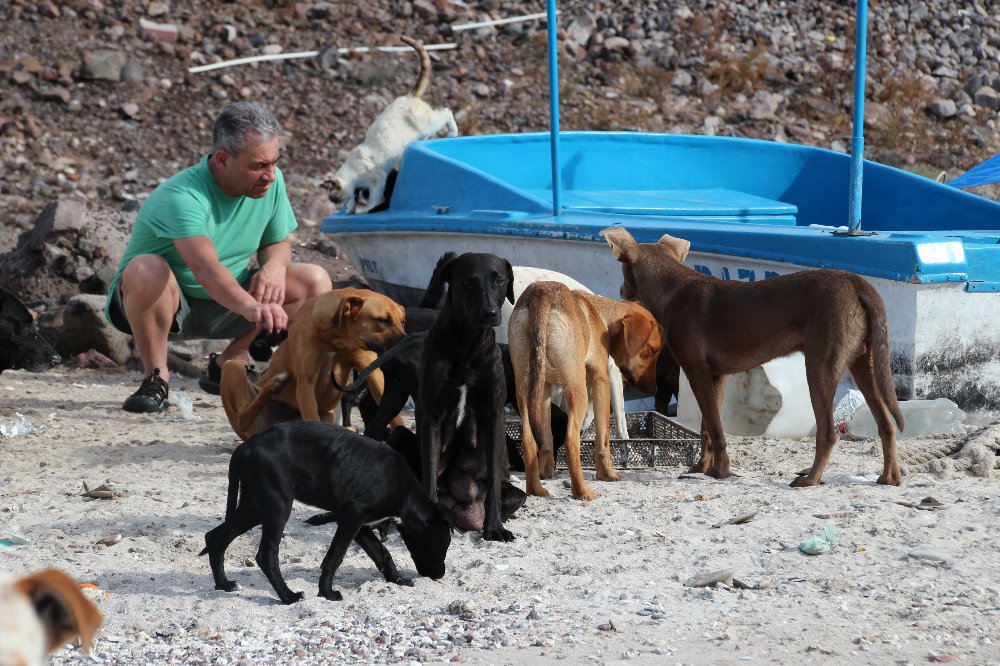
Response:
[221,287,406,440]
[508,281,662,500]
[0,569,103,666]
[601,227,904,487]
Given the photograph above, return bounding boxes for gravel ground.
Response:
[1,369,999,665]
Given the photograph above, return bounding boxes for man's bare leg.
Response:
[120,254,181,382]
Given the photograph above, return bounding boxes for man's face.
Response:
[214,133,280,198]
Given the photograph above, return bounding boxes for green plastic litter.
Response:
[798,524,840,555]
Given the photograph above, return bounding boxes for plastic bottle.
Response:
[843,397,965,439]
[833,388,866,435]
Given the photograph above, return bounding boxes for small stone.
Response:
[928,98,957,119]
[38,86,71,104]
[121,60,145,84]
[82,50,126,81]
[907,548,950,563]
[683,569,734,588]
[147,1,170,17]
[973,86,1000,111]
[670,70,693,90]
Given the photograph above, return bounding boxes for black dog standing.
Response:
[416,252,521,542]
[201,421,452,604]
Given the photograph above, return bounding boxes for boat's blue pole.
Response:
[546,0,562,216]
[847,0,868,233]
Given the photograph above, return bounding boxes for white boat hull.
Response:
[338,230,1000,409]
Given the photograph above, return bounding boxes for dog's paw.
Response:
[572,487,599,502]
[319,588,343,602]
[481,527,515,543]
[688,461,713,475]
[215,580,241,593]
[876,471,902,486]
[280,591,307,605]
[789,475,821,488]
[596,470,622,482]
[526,484,551,498]
[391,576,415,587]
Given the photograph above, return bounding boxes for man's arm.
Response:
[251,238,292,304]
[173,235,287,332]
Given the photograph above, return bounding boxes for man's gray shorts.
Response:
[107,272,257,341]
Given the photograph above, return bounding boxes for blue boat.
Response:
[321,1,1000,410]
[322,130,1000,409]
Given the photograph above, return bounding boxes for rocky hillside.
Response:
[1,0,999,288]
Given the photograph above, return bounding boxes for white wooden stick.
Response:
[188,43,458,74]
[451,10,554,32]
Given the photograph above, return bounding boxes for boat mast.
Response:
[846,0,868,234]
[546,0,562,216]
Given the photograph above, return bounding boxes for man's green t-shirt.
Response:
[107,155,297,308]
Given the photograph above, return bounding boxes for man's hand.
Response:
[242,302,288,333]
[250,263,287,305]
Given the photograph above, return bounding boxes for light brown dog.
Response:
[221,287,406,440]
[601,227,904,487]
[0,569,103,666]
[508,281,662,500]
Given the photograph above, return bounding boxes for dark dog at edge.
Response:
[0,287,61,374]
[601,226,903,487]
[416,252,518,542]
[200,421,452,604]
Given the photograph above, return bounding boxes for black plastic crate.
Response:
[506,411,700,470]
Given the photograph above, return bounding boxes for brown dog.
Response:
[0,569,103,666]
[601,227,904,487]
[221,287,406,440]
[508,281,662,500]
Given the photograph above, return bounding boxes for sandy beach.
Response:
[1,366,999,665]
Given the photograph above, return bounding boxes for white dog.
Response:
[0,569,102,666]
[324,36,458,214]
[498,266,631,440]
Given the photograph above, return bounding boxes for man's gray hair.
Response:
[212,101,282,155]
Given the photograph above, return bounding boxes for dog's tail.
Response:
[525,294,552,449]
[198,450,243,557]
[224,449,242,520]
[859,282,904,433]
[400,36,430,98]
[419,251,456,309]
[330,333,426,393]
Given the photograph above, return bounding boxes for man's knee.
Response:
[121,254,174,288]
[290,263,332,298]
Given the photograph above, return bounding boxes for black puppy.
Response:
[200,421,452,604]
[0,287,61,374]
[416,252,517,542]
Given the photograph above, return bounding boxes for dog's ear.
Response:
[438,254,458,285]
[418,251,457,309]
[0,288,34,324]
[321,178,341,193]
[334,295,366,325]
[600,227,638,263]
[657,234,691,262]
[504,259,515,305]
[620,312,655,357]
[15,569,104,653]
